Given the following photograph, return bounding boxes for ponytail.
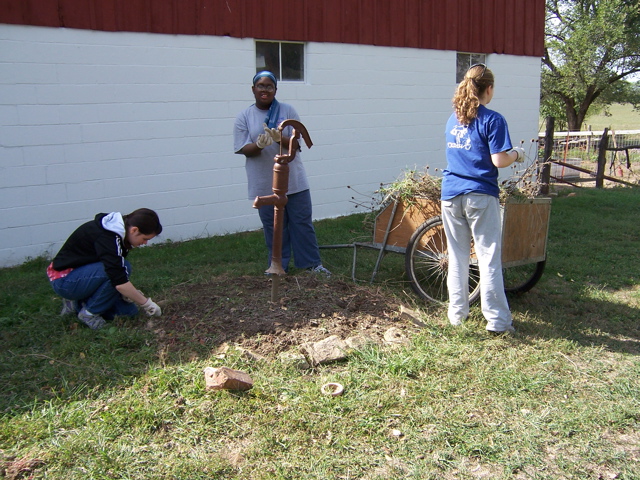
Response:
[452,64,494,125]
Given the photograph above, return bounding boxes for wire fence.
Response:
[538,129,640,182]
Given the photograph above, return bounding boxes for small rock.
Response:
[300,335,348,366]
[203,366,253,391]
[235,346,267,362]
[399,305,427,327]
[278,351,310,370]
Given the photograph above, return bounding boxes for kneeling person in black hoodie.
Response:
[47,208,163,329]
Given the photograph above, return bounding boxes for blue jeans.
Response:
[50,261,139,319]
[258,189,322,271]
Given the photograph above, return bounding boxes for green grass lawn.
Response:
[1,187,640,479]
[585,103,640,131]
[542,102,640,131]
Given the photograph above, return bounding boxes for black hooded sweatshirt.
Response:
[52,212,130,286]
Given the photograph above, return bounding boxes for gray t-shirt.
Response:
[233,102,310,199]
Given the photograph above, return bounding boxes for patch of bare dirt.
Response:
[148,274,412,359]
[1,455,45,480]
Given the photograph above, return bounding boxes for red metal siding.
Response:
[0,0,545,57]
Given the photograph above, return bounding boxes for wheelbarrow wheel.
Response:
[503,261,546,294]
[405,217,481,305]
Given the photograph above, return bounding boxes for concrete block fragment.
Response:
[399,305,427,327]
[204,366,254,391]
[278,351,310,370]
[300,335,348,366]
[235,346,267,362]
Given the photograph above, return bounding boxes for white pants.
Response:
[441,193,513,331]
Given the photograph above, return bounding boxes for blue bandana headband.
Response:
[252,71,280,128]
[252,71,277,87]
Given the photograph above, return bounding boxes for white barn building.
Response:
[0,0,545,266]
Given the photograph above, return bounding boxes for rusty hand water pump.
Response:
[252,119,313,300]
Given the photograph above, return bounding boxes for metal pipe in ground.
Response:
[252,119,313,301]
[270,275,280,303]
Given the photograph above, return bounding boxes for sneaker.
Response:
[77,308,107,330]
[60,299,78,316]
[308,264,331,277]
[487,325,516,335]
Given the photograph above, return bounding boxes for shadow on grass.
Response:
[509,277,640,354]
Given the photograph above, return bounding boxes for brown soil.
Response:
[148,274,414,360]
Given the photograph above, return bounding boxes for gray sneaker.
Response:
[487,325,516,335]
[308,264,331,277]
[77,308,107,330]
[60,299,78,316]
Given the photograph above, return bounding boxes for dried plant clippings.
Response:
[374,163,549,218]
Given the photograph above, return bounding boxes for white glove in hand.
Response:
[141,298,162,317]
[263,123,282,143]
[512,147,526,163]
[256,133,273,149]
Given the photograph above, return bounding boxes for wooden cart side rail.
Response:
[373,198,440,250]
[373,196,552,266]
[501,197,551,266]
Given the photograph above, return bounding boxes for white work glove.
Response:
[141,297,162,317]
[263,123,282,143]
[256,133,273,149]
[511,146,526,163]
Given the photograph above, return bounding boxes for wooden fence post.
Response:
[596,128,609,188]
[539,116,554,195]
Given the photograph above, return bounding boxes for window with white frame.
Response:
[456,52,487,83]
[256,40,305,82]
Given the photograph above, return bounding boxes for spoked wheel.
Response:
[503,261,546,294]
[405,216,481,305]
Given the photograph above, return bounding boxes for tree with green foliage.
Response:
[542,0,640,131]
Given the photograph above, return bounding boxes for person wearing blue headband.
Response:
[233,71,330,277]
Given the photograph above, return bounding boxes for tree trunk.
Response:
[564,96,580,131]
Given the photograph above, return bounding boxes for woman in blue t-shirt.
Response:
[441,64,525,334]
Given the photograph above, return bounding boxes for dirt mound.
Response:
[149,274,412,359]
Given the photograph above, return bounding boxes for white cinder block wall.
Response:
[0,24,541,267]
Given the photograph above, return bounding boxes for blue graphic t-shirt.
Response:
[441,105,513,200]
